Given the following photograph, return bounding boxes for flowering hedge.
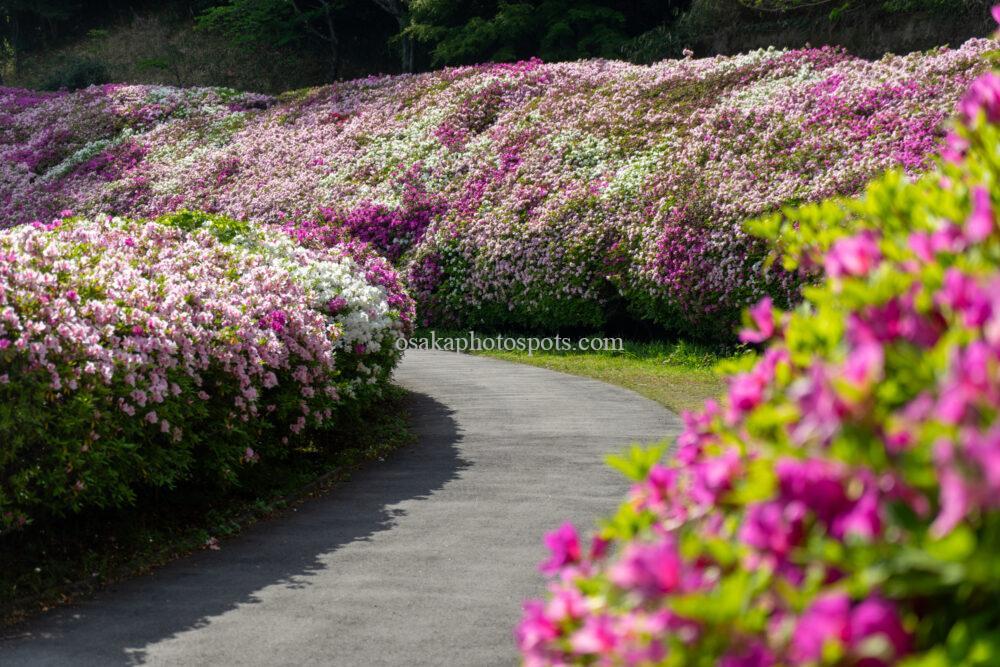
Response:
[0,212,412,532]
[516,68,1000,665]
[2,40,993,337]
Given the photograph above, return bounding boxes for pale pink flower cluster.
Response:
[0,216,340,428]
[0,213,411,527]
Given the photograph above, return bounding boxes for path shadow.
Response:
[0,390,467,666]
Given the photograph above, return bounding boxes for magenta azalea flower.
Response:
[739,297,775,344]
[540,523,582,574]
[791,593,851,663]
[569,616,619,655]
[967,186,996,242]
[608,539,682,598]
[825,232,882,280]
[959,72,1000,125]
[849,597,911,666]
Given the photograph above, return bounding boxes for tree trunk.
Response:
[370,0,413,73]
[329,38,341,80]
[291,0,341,81]
[399,16,413,73]
[7,13,21,82]
[321,2,341,79]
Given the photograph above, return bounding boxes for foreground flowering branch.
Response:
[0,212,412,532]
[517,62,1000,667]
[1,40,993,338]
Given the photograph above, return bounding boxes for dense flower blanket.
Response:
[2,40,994,337]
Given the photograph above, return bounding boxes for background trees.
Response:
[0,0,993,92]
[405,1,683,66]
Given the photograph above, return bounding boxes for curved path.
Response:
[1,350,681,666]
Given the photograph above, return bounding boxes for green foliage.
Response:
[607,443,669,481]
[0,386,414,620]
[10,11,331,93]
[196,0,309,48]
[623,0,992,62]
[407,0,682,65]
[157,209,253,242]
[39,55,109,91]
[737,0,987,13]
[195,0,410,78]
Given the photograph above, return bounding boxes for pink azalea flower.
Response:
[728,371,767,417]
[842,342,885,389]
[569,615,618,655]
[790,364,847,444]
[609,539,682,597]
[967,186,996,242]
[942,130,970,164]
[720,641,776,667]
[848,597,911,666]
[739,297,775,344]
[790,593,851,664]
[777,458,850,525]
[540,522,581,574]
[690,447,741,506]
[965,428,1000,494]
[959,73,1000,125]
[544,585,587,622]
[589,535,610,561]
[825,232,882,280]
[832,485,883,540]
[739,500,806,559]
[931,440,974,537]
[643,463,679,504]
[516,601,559,652]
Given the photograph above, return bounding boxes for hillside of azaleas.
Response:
[2,39,996,337]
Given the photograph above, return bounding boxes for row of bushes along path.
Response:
[0,349,679,666]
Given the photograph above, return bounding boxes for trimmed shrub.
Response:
[517,68,1000,666]
[0,212,412,532]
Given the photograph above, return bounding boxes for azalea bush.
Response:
[516,67,1000,665]
[0,212,412,532]
[2,39,993,337]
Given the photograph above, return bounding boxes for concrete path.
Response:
[1,350,681,666]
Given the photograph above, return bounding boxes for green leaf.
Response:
[605,442,667,482]
[925,525,977,562]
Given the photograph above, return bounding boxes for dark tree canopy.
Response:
[406,0,686,66]
[1,0,991,89]
[1,0,689,81]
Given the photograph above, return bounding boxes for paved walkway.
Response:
[1,350,680,666]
